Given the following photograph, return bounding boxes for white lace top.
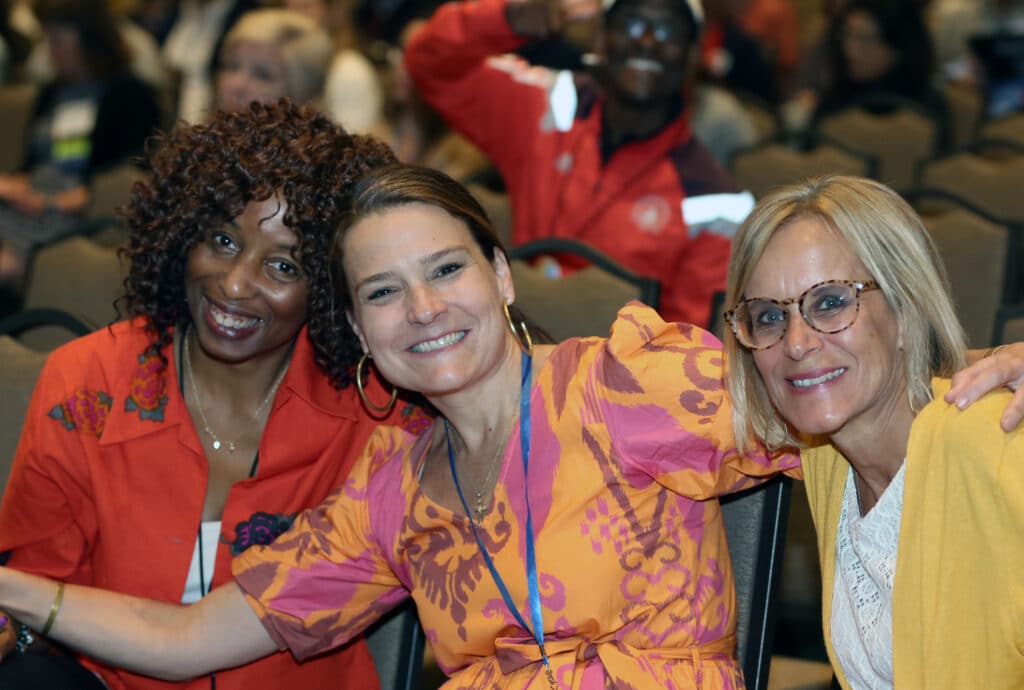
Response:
[831,462,906,690]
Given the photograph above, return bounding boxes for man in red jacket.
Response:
[405,0,753,327]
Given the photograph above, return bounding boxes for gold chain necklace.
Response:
[183,329,289,453]
[464,412,518,524]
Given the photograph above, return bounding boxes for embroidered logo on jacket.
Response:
[49,389,113,437]
[228,511,296,555]
[124,352,168,421]
[630,195,671,234]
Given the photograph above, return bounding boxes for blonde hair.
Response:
[725,175,967,452]
[223,9,333,105]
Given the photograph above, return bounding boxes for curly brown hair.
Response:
[119,100,395,388]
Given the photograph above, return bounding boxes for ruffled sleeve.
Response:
[596,303,798,498]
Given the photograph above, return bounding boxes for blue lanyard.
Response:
[445,351,557,688]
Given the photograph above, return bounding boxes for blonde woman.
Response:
[215,8,333,113]
[724,175,1024,689]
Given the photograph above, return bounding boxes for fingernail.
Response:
[0,615,8,628]
[956,398,968,409]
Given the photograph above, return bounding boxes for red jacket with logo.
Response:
[406,0,743,327]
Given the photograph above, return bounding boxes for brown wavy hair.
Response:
[118,100,396,388]
[331,163,548,343]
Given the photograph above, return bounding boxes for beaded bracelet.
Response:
[15,623,34,653]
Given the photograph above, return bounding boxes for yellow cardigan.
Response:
[802,378,1024,689]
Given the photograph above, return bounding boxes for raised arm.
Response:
[595,304,800,500]
[0,569,276,679]
[404,0,596,163]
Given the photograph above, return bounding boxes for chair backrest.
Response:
[0,335,48,495]
[980,112,1024,146]
[995,304,1024,346]
[85,163,145,229]
[0,83,36,173]
[720,477,793,690]
[944,81,984,150]
[920,151,1024,223]
[907,190,1012,347]
[365,600,425,690]
[22,236,125,350]
[508,238,660,341]
[707,290,727,341]
[737,95,780,145]
[731,142,872,199]
[818,106,937,191]
[467,183,513,250]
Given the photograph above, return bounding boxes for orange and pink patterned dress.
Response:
[233,305,799,689]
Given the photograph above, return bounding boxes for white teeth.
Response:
[410,331,466,353]
[792,368,846,388]
[625,58,664,73]
[209,303,260,330]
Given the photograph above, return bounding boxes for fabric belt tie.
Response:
[493,632,737,689]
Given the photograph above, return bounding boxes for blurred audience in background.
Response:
[369,17,488,182]
[785,0,950,148]
[283,0,384,132]
[0,0,159,308]
[163,0,256,122]
[0,0,33,82]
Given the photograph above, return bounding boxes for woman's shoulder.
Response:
[916,377,1010,435]
[362,416,435,471]
[540,303,724,388]
[909,377,1024,470]
[539,304,727,429]
[605,302,723,351]
[38,320,168,408]
[45,319,155,370]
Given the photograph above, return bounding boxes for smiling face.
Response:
[602,0,695,106]
[216,39,290,112]
[185,194,308,365]
[343,202,516,401]
[745,216,908,446]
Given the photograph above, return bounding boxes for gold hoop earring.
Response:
[503,299,534,356]
[355,352,397,414]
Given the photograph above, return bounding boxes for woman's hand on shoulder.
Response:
[947,343,1024,432]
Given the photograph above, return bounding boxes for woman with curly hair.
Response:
[0,100,404,690]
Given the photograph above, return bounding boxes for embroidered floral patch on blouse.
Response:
[124,352,168,421]
[229,512,297,555]
[48,389,113,437]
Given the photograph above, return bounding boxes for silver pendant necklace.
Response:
[183,328,288,453]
